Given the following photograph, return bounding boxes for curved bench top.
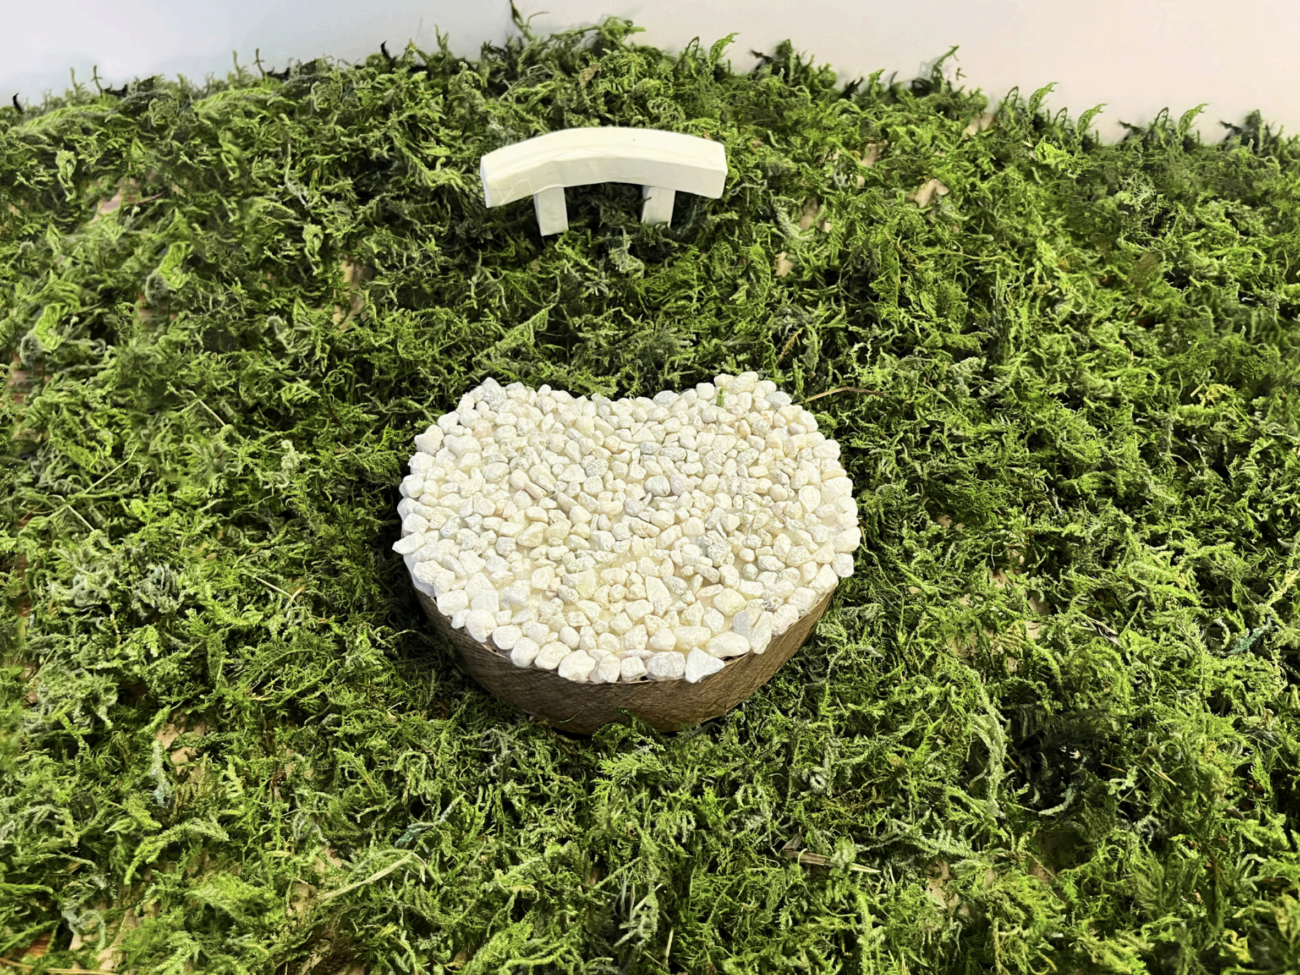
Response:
[480,127,728,208]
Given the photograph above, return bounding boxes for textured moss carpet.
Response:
[3,8,1300,974]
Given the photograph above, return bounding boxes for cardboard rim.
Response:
[414,587,836,734]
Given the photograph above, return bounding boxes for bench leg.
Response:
[641,185,675,226]
[533,186,568,235]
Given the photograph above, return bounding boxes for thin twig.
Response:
[169,383,229,427]
[800,386,886,405]
[48,457,132,522]
[776,328,802,365]
[65,506,95,532]
[251,575,292,599]
[1152,767,1179,788]
[781,839,880,874]
[318,852,422,902]
[193,397,228,427]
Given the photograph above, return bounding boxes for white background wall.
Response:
[9,0,1299,145]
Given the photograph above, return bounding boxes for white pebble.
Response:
[558,650,596,682]
[685,648,726,683]
[674,626,713,651]
[534,642,570,670]
[649,628,678,651]
[646,651,686,681]
[706,632,750,658]
[464,609,495,643]
[832,553,855,577]
[492,625,522,651]
[593,654,623,683]
[772,604,800,635]
[790,587,818,614]
[620,656,648,681]
[813,564,839,592]
[437,590,469,615]
[393,533,425,555]
[645,576,672,616]
[833,527,861,553]
[712,588,747,616]
[510,638,540,667]
[623,624,649,653]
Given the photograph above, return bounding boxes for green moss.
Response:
[2,6,1300,973]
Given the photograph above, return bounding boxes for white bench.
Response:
[479,127,728,236]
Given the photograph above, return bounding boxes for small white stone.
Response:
[393,533,425,555]
[510,637,540,667]
[559,625,580,648]
[834,527,861,553]
[436,590,470,615]
[593,654,623,683]
[790,587,818,614]
[832,553,855,577]
[674,626,713,650]
[623,624,649,653]
[645,475,671,497]
[813,563,839,592]
[557,650,596,682]
[534,641,570,670]
[772,604,800,635]
[492,625,522,651]
[712,588,747,616]
[645,576,672,616]
[471,589,500,613]
[648,628,678,651]
[646,651,686,681]
[787,545,813,566]
[620,656,648,681]
[402,514,430,536]
[464,609,495,643]
[706,632,750,658]
[684,648,726,683]
[737,610,774,654]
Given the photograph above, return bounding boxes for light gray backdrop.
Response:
[8,0,1298,144]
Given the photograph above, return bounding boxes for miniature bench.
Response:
[479,127,728,235]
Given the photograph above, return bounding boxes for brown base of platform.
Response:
[414,587,835,735]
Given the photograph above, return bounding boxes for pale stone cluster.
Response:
[395,373,860,685]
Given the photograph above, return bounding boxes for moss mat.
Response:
[3,8,1300,973]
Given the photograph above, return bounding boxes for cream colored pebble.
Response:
[557,650,596,682]
[685,648,726,683]
[647,651,686,681]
